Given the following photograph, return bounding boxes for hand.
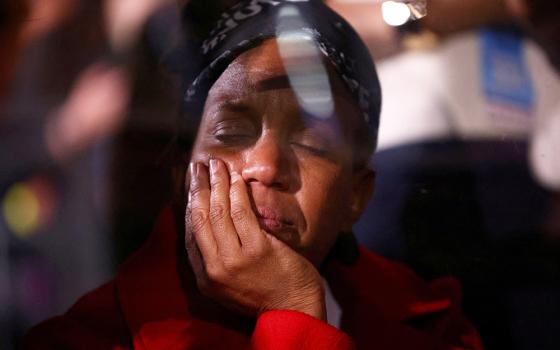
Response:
[185,159,326,320]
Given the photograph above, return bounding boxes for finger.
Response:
[209,158,241,253]
[186,162,218,260]
[229,170,264,248]
[185,215,206,278]
[185,218,214,294]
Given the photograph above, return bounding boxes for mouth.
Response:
[254,206,296,234]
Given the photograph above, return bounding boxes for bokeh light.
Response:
[3,183,40,238]
[382,1,412,27]
[2,177,57,239]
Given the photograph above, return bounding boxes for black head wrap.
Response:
[182,0,382,148]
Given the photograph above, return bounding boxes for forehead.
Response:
[205,39,357,112]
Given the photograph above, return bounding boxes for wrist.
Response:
[293,293,326,321]
[266,284,327,321]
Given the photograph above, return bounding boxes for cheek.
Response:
[297,166,353,265]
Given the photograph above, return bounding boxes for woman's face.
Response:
[190,39,374,266]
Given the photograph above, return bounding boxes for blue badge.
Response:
[480,28,535,114]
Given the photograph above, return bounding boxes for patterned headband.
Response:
[182,0,382,146]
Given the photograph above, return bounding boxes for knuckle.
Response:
[246,240,266,259]
[189,182,205,199]
[188,208,208,231]
[221,256,242,272]
[205,263,226,282]
[230,205,248,222]
[209,204,227,221]
[210,173,223,187]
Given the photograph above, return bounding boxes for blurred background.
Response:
[1,1,559,349]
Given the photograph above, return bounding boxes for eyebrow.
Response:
[210,75,293,113]
[255,75,293,92]
[216,100,252,113]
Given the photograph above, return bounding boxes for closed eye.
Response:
[292,142,329,157]
[210,120,258,145]
[214,133,253,144]
[290,128,333,157]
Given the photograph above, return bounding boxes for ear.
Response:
[349,167,375,226]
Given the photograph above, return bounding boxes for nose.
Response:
[241,133,295,191]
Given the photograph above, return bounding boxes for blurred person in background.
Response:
[1,0,181,348]
[505,0,560,198]
[24,1,483,349]
[330,1,560,349]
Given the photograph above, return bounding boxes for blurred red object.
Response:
[0,0,28,101]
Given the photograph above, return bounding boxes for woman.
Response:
[25,1,482,349]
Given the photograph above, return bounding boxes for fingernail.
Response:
[209,159,218,175]
[189,162,195,180]
[195,162,203,180]
[230,171,241,184]
[187,163,194,197]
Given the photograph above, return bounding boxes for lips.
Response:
[254,206,295,233]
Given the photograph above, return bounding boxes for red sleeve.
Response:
[325,247,484,350]
[23,280,132,350]
[252,310,355,350]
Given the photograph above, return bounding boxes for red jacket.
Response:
[25,208,483,349]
